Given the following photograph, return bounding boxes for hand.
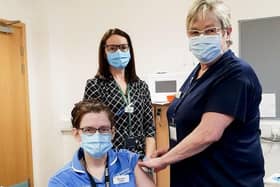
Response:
[139,149,169,172]
[144,148,168,160]
[150,148,168,158]
[138,157,168,172]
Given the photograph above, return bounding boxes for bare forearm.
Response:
[138,113,233,172]
[161,112,232,165]
[145,137,156,158]
[161,129,213,165]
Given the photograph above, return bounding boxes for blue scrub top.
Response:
[167,50,265,187]
[48,148,139,187]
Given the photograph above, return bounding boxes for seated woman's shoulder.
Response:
[118,149,137,155]
[116,149,139,161]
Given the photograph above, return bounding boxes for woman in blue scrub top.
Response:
[139,0,265,186]
[48,100,155,187]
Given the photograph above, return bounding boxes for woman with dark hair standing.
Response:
[83,28,155,160]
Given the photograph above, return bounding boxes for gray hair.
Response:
[186,0,232,45]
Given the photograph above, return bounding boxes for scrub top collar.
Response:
[194,49,231,73]
[71,148,118,174]
[192,50,233,78]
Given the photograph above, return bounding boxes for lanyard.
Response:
[117,83,131,106]
[115,82,133,136]
[172,64,205,122]
[85,160,110,187]
[172,76,197,122]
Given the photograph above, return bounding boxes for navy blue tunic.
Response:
[167,50,265,187]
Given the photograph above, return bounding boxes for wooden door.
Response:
[0,19,33,187]
[153,103,170,187]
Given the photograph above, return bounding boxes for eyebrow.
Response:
[81,125,111,128]
[105,43,128,46]
[189,24,218,30]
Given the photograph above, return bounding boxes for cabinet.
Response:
[153,103,170,187]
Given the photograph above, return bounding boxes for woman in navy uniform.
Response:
[139,0,265,186]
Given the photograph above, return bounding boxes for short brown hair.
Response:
[71,99,114,129]
[96,28,139,82]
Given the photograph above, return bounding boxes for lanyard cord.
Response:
[172,76,196,121]
[85,159,109,187]
[115,82,133,136]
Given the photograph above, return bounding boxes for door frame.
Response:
[0,18,34,187]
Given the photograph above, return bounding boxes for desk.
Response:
[153,103,170,187]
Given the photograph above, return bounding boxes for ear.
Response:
[226,27,232,35]
[225,27,232,38]
[72,128,82,143]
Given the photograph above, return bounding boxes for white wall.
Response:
[0,0,53,186]
[1,0,280,186]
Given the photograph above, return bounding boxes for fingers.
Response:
[138,160,148,168]
[151,149,168,158]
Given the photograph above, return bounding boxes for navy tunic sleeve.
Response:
[204,76,248,122]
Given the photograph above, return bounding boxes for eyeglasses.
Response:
[188,27,222,37]
[79,126,112,135]
[105,44,129,53]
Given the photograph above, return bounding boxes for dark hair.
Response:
[97,28,138,82]
[71,99,114,129]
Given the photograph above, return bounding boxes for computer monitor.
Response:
[144,72,188,103]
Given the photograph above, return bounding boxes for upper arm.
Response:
[205,77,250,123]
[134,164,155,187]
[195,112,234,143]
[123,150,155,187]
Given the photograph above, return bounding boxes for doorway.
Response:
[0,19,33,187]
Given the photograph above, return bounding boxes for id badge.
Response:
[113,174,129,184]
[124,105,134,113]
[169,118,177,141]
[169,126,177,141]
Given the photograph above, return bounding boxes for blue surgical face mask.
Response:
[189,34,222,64]
[81,133,113,159]
[107,50,131,69]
